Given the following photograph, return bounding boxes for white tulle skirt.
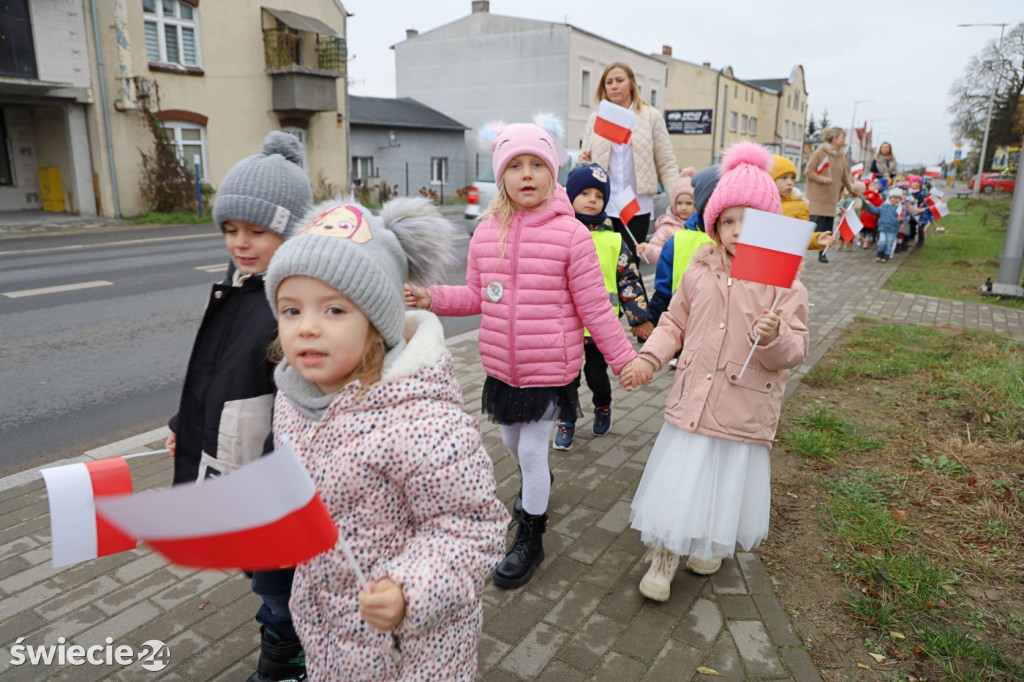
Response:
[629,423,771,560]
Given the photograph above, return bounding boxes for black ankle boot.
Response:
[512,470,554,523]
[247,626,307,682]
[817,252,829,263]
[493,512,547,589]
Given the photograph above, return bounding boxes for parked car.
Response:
[967,172,1016,194]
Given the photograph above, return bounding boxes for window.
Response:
[650,89,657,107]
[143,0,201,67]
[163,120,208,180]
[282,127,307,172]
[793,92,799,109]
[0,0,37,78]
[729,112,737,132]
[784,121,790,138]
[0,110,13,185]
[581,70,591,106]
[430,157,448,185]
[749,117,757,136]
[740,114,747,134]
[351,156,374,181]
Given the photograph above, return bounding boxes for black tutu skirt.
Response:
[481,376,580,425]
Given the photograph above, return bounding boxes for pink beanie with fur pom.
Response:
[669,167,697,215]
[702,142,781,236]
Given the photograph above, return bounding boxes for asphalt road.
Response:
[0,218,478,476]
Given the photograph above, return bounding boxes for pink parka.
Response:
[429,185,636,387]
[273,312,509,681]
[638,245,809,449]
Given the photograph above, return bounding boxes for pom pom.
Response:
[680,166,696,179]
[379,197,460,288]
[720,142,771,174]
[261,131,304,166]
[477,121,507,151]
[531,112,564,141]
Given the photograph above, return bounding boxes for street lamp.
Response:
[868,118,887,158]
[958,23,1008,198]
[849,100,872,163]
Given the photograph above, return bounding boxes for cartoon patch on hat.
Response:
[301,205,374,244]
[590,166,608,183]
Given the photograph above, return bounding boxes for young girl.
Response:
[265,198,509,680]
[620,142,809,602]
[406,120,637,589]
[637,167,696,263]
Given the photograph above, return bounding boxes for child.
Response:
[620,142,809,601]
[905,174,932,247]
[770,154,836,254]
[265,198,509,680]
[554,163,653,450]
[864,188,909,262]
[858,179,885,248]
[165,131,313,682]
[637,167,697,263]
[406,121,637,589]
[835,182,865,251]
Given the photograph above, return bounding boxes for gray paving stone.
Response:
[483,590,552,644]
[499,621,570,679]
[556,612,626,673]
[727,620,785,677]
[701,630,747,680]
[541,583,602,631]
[552,505,603,539]
[17,604,108,644]
[0,537,39,563]
[565,526,617,565]
[591,650,647,681]
[36,576,123,619]
[75,601,163,647]
[0,580,62,619]
[579,547,637,590]
[0,560,56,593]
[596,576,646,625]
[149,570,230,610]
[536,659,589,682]
[648,569,703,619]
[95,569,179,617]
[719,594,759,620]
[780,646,824,682]
[736,552,773,594]
[112,552,167,584]
[674,597,723,648]
[169,624,257,681]
[710,558,747,595]
[644,637,704,682]
[478,632,512,672]
[754,595,802,647]
[614,604,676,662]
[595,500,633,533]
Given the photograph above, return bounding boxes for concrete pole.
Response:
[970,24,1006,199]
[985,130,1024,297]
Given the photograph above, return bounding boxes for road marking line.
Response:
[195,263,228,273]
[2,280,114,298]
[0,233,222,258]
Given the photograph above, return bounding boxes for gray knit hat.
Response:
[212,131,313,238]
[266,197,459,351]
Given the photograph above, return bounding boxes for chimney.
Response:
[471,1,489,12]
[702,61,711,67]
[662,45,672,56]
[406,28,418,39]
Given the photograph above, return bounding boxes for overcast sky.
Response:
[343,0,1019,168]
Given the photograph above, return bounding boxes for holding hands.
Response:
[753,310,780,341]
[404,284,431,309]
[631,321,654,340]
[619,358,654,392]
[358,578,406,631]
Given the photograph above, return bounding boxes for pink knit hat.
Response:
[669,167,697,215]
[702,142,782,236]
[490,123,560,190]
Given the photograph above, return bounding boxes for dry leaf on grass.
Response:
[696,666,722,676]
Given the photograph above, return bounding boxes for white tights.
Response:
[500,419,556,516]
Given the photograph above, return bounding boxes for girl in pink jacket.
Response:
[620,143,809,602]
[266,199,509,680]
[406,120,637,590]
[637,166,697,263]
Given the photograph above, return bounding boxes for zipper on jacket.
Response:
[509,211,522,386]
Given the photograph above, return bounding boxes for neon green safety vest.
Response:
[585,229,621,338]
[671,231,714,293]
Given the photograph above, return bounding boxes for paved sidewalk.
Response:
[2,232,1024,680]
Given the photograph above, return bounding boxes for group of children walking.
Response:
[169,120,811,679]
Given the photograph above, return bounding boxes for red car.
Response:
[967,173,1016,193]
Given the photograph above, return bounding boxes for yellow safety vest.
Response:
[671,230,713,293]
[585,229,621,338]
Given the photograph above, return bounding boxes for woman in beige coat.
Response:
[804,126,858,262]
[581,62,680,258]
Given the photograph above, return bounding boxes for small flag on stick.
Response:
[928,201,950,220]
[924,165,942,178]
[850,162,864,178]
[594,100,637,145]
[837,206,864,243]
[729,209,815,289]
[816,157,830,175]
[609,187,641,227]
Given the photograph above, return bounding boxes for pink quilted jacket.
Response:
[429,185,636,387]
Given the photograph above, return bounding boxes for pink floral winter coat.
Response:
[273,312,509,681]
[429,185,636,387]
[638,245,809,449]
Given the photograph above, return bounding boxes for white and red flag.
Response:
[609,187,641,226]
[850,162,864,178]
[837,205,864,243]
[594,100,637,145]
[924,165,942,178]
[864,172,877,183]
[928,201,950,220]
[816,157,830,175]
[95,440,338,571]
[730,209,815,288]
[42,458,137,567]
[926,188,944,203]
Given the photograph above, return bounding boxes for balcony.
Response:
[263,9,345,113]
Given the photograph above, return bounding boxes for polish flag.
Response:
[42,458,137,567]
[95,440,338,571]
[594,100,637,145]
[730,209,815,288]
[924,165,942,178]
[864,172,877,183]
[609,187,641,226]
[850,162,864,178]
[816,157,830,175]
[928,201,950,220]
[927,188,944,201]
[837,206,864,243]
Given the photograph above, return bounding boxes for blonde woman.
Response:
[805,126,858,263]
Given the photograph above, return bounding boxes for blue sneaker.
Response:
[593,405,612,436]
[553,421,575,450]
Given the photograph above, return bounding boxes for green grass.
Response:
[885,197,1024,310]
[778,405,883,459]
[130,210,213,225]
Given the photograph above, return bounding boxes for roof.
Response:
[263,7,342,37]
[746,78,787,92]
[348,96,468,131]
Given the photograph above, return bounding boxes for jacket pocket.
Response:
[202,394,274,479]
[710,361,776,437]
[665,348,696,408]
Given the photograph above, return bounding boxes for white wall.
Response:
[29,0,92,87]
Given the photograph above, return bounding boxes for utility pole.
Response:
[958,23,1007,198]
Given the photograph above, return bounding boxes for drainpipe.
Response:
[89,0,121,218]
[111,0,138,111]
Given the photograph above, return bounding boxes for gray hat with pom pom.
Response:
[212,131,313,238]
[265,197,458,351]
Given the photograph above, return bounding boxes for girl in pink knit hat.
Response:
[619,142,809,601]
[637,167,697,263]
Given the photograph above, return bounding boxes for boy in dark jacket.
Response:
[167,131,313,682]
